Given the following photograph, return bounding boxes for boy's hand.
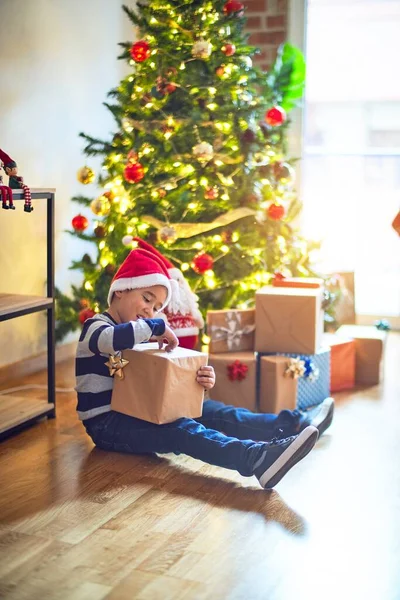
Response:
[156,325,179,352]
[196,365,215,390]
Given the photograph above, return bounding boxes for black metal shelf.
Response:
[0,188,55,440]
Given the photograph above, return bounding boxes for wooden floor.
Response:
[0,334,399,600]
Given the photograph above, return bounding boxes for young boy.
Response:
[76,248,334,489]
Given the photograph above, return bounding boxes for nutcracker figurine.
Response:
[0,148,33,212]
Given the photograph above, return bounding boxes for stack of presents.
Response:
[111,275,387,424]
[206,276,387,414]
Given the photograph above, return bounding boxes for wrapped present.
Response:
[111,343,207,424]
[323,333,355,392]
[258,347,331,410]
[272,274,323,289]
[207,308,255,354]
[208,352,257,411]
[258,356,297,414]
[255,286,324,354]
[336,325,386,385]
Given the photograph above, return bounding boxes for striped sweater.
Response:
[75,312,165,421]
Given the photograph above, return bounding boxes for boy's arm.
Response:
[84,318,166,355]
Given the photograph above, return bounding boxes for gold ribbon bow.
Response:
[105,353,129,379]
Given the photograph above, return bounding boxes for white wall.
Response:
[0,0,137,368]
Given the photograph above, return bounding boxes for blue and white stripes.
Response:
[75,312,165,421]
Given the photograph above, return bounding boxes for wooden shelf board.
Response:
[0,395,54,435]
[0,294,53,318]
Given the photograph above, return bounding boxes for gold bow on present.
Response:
[284,357,306,379]
[105,353,129,379]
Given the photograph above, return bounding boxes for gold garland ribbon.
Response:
[142,207,256,240]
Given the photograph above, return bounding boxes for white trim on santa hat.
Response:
[170,326,200,336]
[107,273,172,307]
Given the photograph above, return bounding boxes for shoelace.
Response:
[268,434,296,447]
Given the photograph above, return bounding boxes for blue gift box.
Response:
[257,347,331,410]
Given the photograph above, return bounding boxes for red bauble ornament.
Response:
[267,203,285,221]
[72,214,89,232]
[223,0,244,15]
[265,106,287,127]
[130,40,151,63]
[78,307,96,324]
[222,43,236,56]
[204,187,219,200]
[215,65,226,78]
[192,252,214,274]
[124,162,145,183]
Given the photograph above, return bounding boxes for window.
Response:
[300,0,400,324]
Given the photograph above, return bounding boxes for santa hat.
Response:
[0,149,17,169]
[107,248,177,309]
[133,237,204,328]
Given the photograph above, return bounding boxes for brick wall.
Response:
[244,0,289,71]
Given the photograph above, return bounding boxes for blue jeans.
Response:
[83,400,298,477]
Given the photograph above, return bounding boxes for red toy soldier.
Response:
[0,148,33,212]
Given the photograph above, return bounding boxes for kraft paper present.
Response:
[208,352,257,411]
[111,343,208,424]
[258,356,297,414]
[259,347,331,410]
[207,308,255,354]
[323,333,355,392]
[255,286,324,355]
[336,325,385,385]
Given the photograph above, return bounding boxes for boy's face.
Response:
[112,285,167,323]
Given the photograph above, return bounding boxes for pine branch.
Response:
[122,4,141,26]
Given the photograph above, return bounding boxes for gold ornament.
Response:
[90,195,111,216]
[105,353,129,379]
[192,40,213,59]
[77,166,95,185]
[192,141,214,163]
[158,225,178,244]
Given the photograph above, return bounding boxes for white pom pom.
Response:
[122,235,133,246]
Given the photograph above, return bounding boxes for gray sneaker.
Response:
[253,425,319,489]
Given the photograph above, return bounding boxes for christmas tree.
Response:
[56,0,317,343]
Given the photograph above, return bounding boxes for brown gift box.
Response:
[259,356,297,414]
[336,325,386,385]
[255,286,324,355]
[111,343,208,424]
[323,333,356,392]
[207,308,255,354]
[208,352,257,411]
